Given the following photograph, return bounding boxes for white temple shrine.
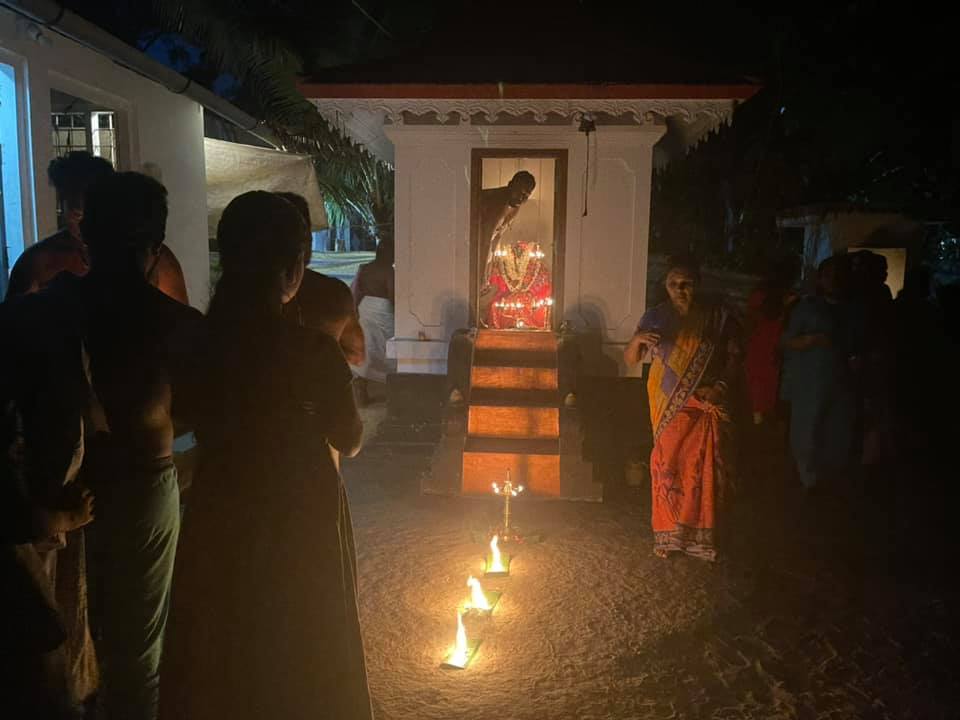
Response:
[302,55,757,500]
[304,82,755,373]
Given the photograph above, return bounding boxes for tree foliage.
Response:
[652,1,959,274]
[63,0,442,238]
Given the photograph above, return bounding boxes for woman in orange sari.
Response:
[625,256,740,561]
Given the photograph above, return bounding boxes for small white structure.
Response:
[778,205,927,297]
[305,84,756,375]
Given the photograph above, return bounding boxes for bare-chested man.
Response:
[276,192,366,364]
[477,171,536,322]
[353,239,396,404]
[5,171,202,720]
[5,151,190,306]
[6,152,112,298]
[80,172,201,720]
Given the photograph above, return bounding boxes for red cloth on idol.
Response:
[484,243,552,330]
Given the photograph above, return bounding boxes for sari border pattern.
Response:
[654,336,715,440]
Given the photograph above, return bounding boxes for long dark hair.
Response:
[207,191,307,328]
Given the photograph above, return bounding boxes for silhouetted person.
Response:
[276,192,365,365]
[67,172,199,720]
[6,152,112,299]
[0,381,94,719]
[161,191,371,720]
[353,238,395,404]
[849,250,896,468]
[894,266,944,452]
[147,245,190,306]
[780,256,857,491]
[5,151,190,306]
[744,257,799,425]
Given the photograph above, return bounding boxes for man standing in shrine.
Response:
[477,171,536,322]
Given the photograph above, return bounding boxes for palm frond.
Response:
[150,0,394,235]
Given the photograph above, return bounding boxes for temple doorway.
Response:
[470,150,567,331]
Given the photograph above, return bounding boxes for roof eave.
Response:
[298,82,760,102]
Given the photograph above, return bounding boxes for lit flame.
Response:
[488,534,505,573]
[466,575,491,610]
[448,610,470,668]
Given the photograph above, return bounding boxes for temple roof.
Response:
[298,2,759,163]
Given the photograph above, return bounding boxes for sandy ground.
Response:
[341,423,960,720]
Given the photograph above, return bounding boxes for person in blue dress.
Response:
[780,256,857,491]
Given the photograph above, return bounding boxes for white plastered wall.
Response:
[385,122,665,375]
[1,8,209,308]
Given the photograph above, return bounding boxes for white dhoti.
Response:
[354,296,395,383]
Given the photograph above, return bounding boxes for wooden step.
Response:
[468,405,559,439]
[470,366,558,391]
[464,437,559,455]
[473,349,557,369]
[469,388,558,407]
[462,451,560,496]
[475,330,557,352]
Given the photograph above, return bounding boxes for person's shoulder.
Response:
[645,301,673,316]
[304,270,352,299]
[287,322,342,355]
[158,244,183,268]
[480,186,507,202]
[286,324,352,380]
[39,229,75,248]
[1,273,82,337]
[5,239,43,286]
[638,301,670,324]
[146,284,203,327]
[11,231,74,265]
[303,268,343,288]
[790,294,821,317]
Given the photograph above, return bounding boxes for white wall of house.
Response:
[385,122,665,375]
[1,8,210,307]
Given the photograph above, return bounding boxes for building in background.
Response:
[777,205,932,297]
[0,2,298,307]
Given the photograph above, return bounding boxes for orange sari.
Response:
[639,301,732,561]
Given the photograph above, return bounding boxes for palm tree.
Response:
[143,0,423,239]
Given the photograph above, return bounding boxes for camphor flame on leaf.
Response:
[488,534,505,573]
[448,610,470,668]
[466,575,491,611]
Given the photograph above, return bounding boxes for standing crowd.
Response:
[2,151,956,718]
[1,156,394,720]
[626,249,956,562]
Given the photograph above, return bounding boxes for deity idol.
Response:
[483,241,553,330]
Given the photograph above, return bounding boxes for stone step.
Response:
[464,437,559,455]
[467,405,559,440]
[468,388,558,407]
[462,450,560,496]
[475,330,557,352]
[470,365,558,391]
[473,349,557,368]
